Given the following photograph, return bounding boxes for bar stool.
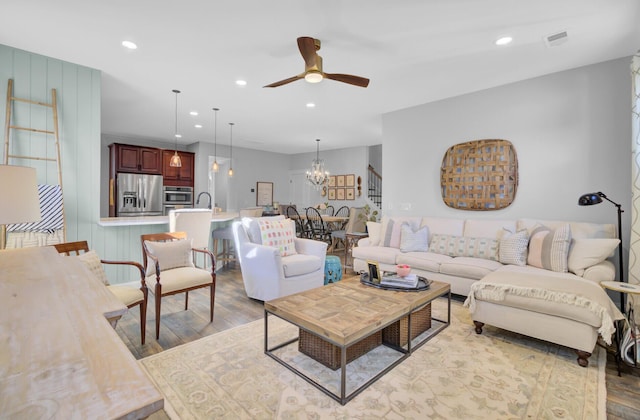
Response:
[212,224,236,268]
[169,208,212,268]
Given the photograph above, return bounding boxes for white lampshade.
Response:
[0,165,41,224]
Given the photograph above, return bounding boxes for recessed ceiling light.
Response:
[121,40,137,50]
[306,103,316,108]
[194,124,202,128]
[236,80,247,86]
[190,111,198,116]
[495,36,513,46]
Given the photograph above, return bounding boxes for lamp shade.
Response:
[578,192,603,206]
[0,165,41,224]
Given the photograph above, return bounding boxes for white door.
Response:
[289,171,310,209]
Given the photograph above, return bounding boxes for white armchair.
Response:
[232,216,327,301]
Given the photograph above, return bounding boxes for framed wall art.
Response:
[336,188,345,200]
[256,181,274,206]
[329,176,336,187]
[337,175,345,187]
[346,188,355,200]
[345,174,355,187]
[328,188,336,200]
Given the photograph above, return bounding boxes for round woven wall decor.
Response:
[440,139,518,211]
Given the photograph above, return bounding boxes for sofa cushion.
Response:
[498,229,529,266]
[281,254,322,277]
[568,238,620,276]
[379,216,421,248]
[463,219,516,239]
[145,266,212,294]
[517,219,615,240]
[400,223,429,252]
[258,218,297,256]
[439,257,503,280]
[527,224,572,273]
[420,217,464,241]
[352,245,402,265]
[429,234,499,261]
[396,251,452,273]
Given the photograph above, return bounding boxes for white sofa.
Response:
[353,216,624,366]
[232,216,327,301]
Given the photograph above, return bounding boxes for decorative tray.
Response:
[360,272,432,292]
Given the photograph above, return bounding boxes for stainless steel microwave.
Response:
[163,186,193,204]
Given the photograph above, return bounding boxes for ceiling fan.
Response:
[264,36,370,88]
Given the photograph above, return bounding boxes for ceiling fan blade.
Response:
[324,73,370,88]
[263,74,304,88]
[297,36,318,68]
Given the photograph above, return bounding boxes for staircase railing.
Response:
[367,164,382,209]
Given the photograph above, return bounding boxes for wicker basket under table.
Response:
[382,303,432,347]
[299,329,383,370]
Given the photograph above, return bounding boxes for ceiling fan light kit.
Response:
[264,36,369,88]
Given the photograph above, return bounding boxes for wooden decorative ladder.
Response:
[2,78,65,248]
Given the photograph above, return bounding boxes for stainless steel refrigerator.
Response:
[116,173,163,216]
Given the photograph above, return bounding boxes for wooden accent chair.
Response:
[140,231,216,340]
[53,241,148,344]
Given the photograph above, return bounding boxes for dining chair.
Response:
[286,205,308,238]
[334,205,350,218]
[54,241,148,344]
[169,208,212,268]
[306,206,331,244]
[141,231,216,340]
[330,207,366,252]
[325,205,335,216]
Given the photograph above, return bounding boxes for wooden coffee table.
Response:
[264,276,450,405]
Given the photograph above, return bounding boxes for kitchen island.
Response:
[98,211,239,227]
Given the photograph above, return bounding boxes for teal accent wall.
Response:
[0,44,166,282]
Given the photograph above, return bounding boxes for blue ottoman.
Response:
[324,255,343,284]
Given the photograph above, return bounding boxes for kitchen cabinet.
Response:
[110,143,162,175]
[162,150,195,187]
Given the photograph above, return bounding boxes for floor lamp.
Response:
[578,191,625,310]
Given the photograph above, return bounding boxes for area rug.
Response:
[140,299,606,419]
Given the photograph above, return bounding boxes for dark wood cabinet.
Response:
[111,143,162,175]
[162,150,195,187]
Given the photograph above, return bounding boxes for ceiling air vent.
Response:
[545,31,568,47]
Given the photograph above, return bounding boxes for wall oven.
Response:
[163,186,193,215]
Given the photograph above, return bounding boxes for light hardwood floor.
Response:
[116,261,640,419]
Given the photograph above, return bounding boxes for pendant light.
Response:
[169,89,182,168]
[228,122,234,177]
[211,107,220,172]
[306,139,329,189]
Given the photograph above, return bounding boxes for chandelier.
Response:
[306,139,329,189]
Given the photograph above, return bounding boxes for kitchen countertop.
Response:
[98,212,239,227]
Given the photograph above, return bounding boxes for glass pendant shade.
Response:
[306,139,329,189]
[211,107,220,172]
[228,122,234,177]
[169,89,182,168]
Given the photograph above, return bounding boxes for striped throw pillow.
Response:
[428,234,499,261]
[527,224,572,272]
[498,229,529,266]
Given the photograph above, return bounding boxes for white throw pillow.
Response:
[258,218,297,257]
[366,221,382,246]
[144,238,194,276]
[400,223,429,252]
[568,238,620,276]
[498,229,529,266]
[76,250,110,285]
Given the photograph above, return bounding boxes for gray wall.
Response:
[382,56,632,248]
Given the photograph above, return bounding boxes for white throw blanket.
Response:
[464,271,624,345]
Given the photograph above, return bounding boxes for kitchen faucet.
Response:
[196,191,212,209]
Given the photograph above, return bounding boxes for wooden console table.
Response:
[0,246,163,418]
